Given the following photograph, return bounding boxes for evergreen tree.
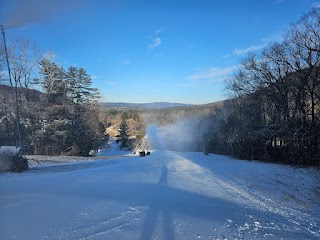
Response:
[119,120,129,149]
[37,59,67,105]
[67,67,99,104]
[33,59,104,156]
[66,66,78,103]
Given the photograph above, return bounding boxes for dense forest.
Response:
[0,39,106,156]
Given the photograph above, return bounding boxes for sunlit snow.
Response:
[0,143,319,239]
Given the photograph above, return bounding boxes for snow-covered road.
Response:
[0,149,319,239]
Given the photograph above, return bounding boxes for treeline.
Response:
[0,40,105,156]
[205,8,320,165]
[140,103,219,126]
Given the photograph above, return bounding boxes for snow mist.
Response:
[145,117,205,152]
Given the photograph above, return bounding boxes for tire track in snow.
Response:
[50,204,142,240]
[166,151,320,238]
[167,152,263,205]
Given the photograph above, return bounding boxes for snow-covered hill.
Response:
[0,148,319,239]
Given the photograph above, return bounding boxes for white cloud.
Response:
[188,66,237,81]
[234,44,266,55]
[148,37,161,50]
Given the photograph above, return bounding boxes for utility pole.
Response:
[1,24,22,147]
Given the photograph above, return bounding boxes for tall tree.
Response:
[224,8,320,165]
[119,120,129,149]
[33,58,104,156]
[68,67,99,105]
[37,58,67,105]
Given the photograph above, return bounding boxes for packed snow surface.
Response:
[0,147,319,239]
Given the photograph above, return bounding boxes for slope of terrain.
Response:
[0,144,319,239]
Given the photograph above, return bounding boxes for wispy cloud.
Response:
[223,53,232,58]
[178,65,236,88]
[106,80,117,85]
[155,28,162,34]
[148,37,161,50]
[155,27,166,35]
[261,34,282,43]
[188,66,237,81]
[234,44,266,55]
[122,59,132,65]
[223,43,267,58]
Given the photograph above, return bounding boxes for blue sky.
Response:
[1,0,319,104]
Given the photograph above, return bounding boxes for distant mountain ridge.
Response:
[100,102,192,110]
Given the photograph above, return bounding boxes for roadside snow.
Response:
[0,148,319,239]
[25,140,130,167]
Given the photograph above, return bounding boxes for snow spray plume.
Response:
[3,0,86,28]
[146,117,207,152]
[145,124,161,149]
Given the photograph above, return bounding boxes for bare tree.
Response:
[224,8,320,164]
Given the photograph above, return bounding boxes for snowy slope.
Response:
[0,149,319,239]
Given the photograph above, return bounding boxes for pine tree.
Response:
[67,67,99,104]
[119,120,129,149]
[66,66,78,103]
[33,59,104,156]
[38,59,67,105]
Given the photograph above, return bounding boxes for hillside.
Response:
[0,84,43,103]
[100,99,234,147]
[100,102,192,110]
[139,99,233,126]
[1,144,319,239]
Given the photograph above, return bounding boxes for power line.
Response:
[1,24,22,147]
